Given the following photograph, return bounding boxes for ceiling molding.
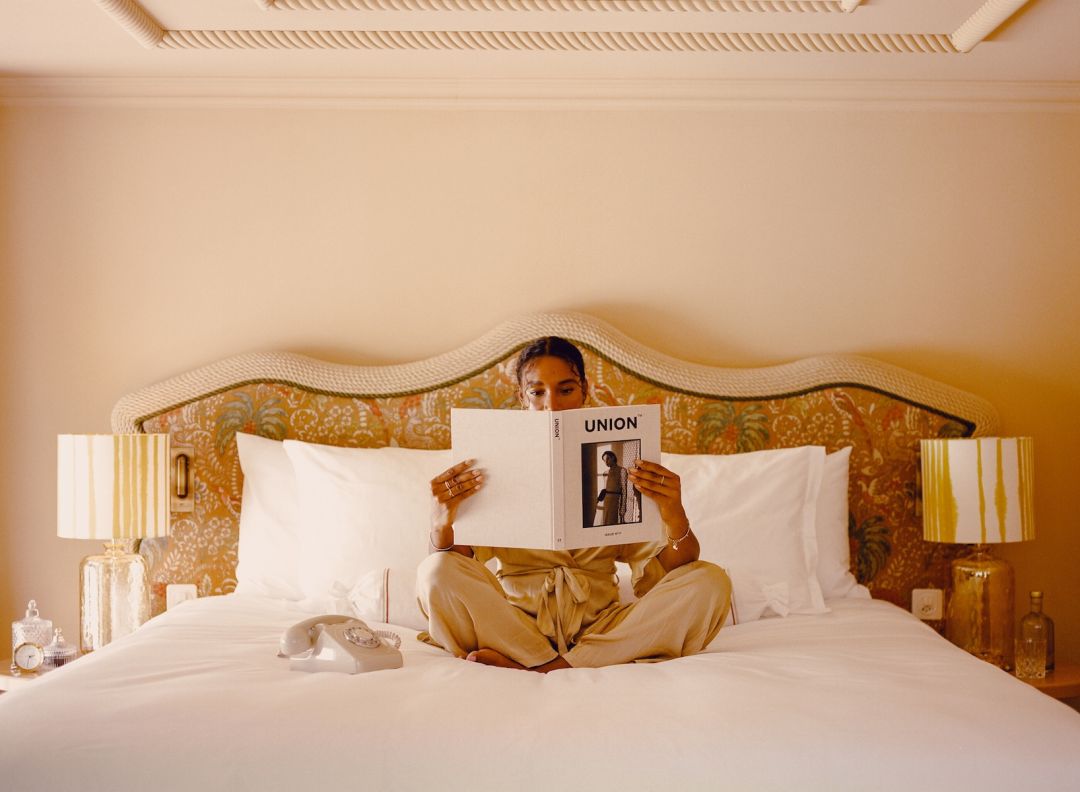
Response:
[93,0,1028,54]
[254,0,860,12]
[96,0,163,48]
[3,77,1078,111]
[158,29,957,53]
[951,0,1029,52]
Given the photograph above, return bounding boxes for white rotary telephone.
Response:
[279,615,403,674]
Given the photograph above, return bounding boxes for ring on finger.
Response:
[660,476,665,487]
[445,480,453,492]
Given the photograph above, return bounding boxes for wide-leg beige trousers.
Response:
[416,551,731,669]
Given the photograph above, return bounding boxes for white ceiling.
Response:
[1,0,1078,103]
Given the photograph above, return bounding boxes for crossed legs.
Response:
[416,551,731,671]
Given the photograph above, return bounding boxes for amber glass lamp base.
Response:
[945,545,1015,670]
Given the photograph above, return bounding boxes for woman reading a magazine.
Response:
[416,337,732,672]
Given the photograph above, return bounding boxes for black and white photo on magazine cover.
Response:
[581,439,642,529]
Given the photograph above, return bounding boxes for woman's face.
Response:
[518,356,587,412]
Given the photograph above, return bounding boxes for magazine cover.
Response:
[451,404,661,550]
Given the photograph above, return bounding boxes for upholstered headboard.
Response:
[112,312,998,616]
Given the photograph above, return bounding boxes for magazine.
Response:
[450,404,662,550]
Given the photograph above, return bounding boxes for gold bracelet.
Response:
[668,523,691,550]
[430,530,454,552]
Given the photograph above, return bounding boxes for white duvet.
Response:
[2,596,1078,791]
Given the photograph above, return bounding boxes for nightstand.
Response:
[0,662,41,692]
[1018,663,1080,700]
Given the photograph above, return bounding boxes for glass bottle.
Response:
[1018,591,1054,673]
[1033,591,1055,671]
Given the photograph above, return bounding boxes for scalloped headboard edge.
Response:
[114,311,998,615]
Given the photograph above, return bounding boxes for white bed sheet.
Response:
[2,595,1078,791]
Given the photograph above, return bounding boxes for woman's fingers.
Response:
[452,477,482,503]
[630,460,689,530]
[629,460,678,494]
[432,459,476,487]
[443,474,483,500]
[630,478,671,504]
[431,465,484,502]
[431,460,482,493]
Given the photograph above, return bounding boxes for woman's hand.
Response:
[429,459,483,555]
[628,459,698,569]
[628,459,686,529]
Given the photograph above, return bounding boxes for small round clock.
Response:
[13,641,45,673]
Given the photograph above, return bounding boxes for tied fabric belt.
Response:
[535,566,591,655]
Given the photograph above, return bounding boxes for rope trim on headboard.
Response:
[112,311,999,434]
[118,373,979,437]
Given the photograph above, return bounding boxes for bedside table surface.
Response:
[1,661,42,691]
[1021,663,1080,700]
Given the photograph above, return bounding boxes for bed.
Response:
[3,311,1079,791]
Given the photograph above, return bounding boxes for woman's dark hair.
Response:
[514,336,587,388]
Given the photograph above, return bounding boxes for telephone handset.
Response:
[279,615,403,674]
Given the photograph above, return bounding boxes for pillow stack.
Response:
[234,433,867,632]
[656,445,867,624]
[236,433,445,630]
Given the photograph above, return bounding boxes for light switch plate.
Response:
[911,588,943,620]
[166,584,198,610]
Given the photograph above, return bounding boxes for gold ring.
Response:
[445,481,452,491]
[660,476,665,487]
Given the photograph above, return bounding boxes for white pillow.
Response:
[339,567,429,629]
[815,447,871,600]
[661,446,828,623]
[283,440,450,631]
[235,432,303,600]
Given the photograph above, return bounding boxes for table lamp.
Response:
[57,434,171,653]
[920,437,1034,670]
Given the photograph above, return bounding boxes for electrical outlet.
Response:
[166,584,198,610]
[911,588,943,620]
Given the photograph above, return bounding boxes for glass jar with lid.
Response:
[11,600,53,657]
[43,628,79,670]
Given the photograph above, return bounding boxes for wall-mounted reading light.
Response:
[171,444,194,513]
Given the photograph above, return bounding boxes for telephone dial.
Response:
[279,615,403,674]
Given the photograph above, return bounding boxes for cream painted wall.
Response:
[1,104,1078,680]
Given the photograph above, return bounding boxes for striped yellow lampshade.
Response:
[920,437,1034,544]
[57,434,171,540]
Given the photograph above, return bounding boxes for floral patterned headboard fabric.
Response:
[112,312,998,617]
